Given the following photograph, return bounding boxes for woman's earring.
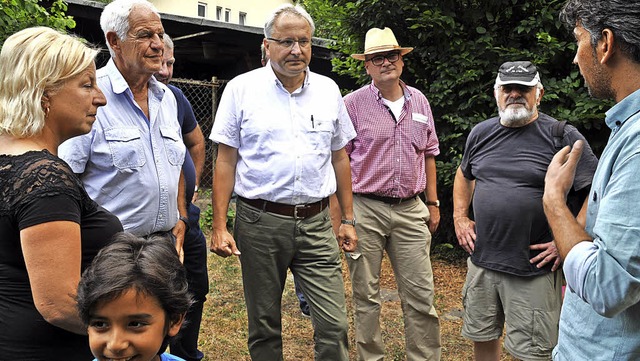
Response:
[42,93,50,119]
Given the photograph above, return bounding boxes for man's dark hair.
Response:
[560,0,640,64]
[77,232,193,328]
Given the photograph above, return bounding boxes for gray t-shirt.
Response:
[460,113,598,276]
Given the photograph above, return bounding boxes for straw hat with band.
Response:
[351,27,413,61]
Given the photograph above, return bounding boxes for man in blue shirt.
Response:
[155,34,209,361]
[59,0,188,248]
[543,1,640,359]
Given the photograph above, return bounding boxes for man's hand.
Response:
[454,216,476,254]
[530,241,561,271]
[171,220,187,263]
[427,206,440,234]
[543,140,593,259]
[337,224,358,252]
[544,140,584,204]
[210,227,241,257]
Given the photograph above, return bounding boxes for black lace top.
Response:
[0,150,123,360]
[0,150,96,218]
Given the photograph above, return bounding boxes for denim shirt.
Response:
[59,59,185,236]
[555,89,640,360]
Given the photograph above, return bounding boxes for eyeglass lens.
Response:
[370,53,400,66]
[268,38,311,48]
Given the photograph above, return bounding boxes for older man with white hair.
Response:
[60,0,188,251]
[209,4,357,360]
[453,61,598,361]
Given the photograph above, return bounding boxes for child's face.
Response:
[88,288,183,361]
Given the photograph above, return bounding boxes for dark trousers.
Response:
[170,202,209,361]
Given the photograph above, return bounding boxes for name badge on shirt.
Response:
[412,113,429,124]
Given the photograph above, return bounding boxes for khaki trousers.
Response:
[347,195,441,361]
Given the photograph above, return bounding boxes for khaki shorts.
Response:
[461,258,562,361]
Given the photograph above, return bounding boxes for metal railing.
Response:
[170,77,228,190]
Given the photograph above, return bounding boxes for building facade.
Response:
[150,0,293,27]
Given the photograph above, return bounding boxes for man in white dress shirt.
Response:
[209,4,357,360]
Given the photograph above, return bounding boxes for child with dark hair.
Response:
[77,233,194,361]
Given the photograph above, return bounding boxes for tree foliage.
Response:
[303,0,613,246]
[0,0,75,45]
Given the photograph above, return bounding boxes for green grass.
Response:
[193,199,515,360]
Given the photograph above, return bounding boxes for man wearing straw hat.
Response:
[343,27,442,360]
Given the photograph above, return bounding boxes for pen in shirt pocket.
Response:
[311,114,315,128]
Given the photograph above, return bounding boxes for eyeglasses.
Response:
[367,52,400,66]
[267,37,311,49]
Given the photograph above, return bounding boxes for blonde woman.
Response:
[0,27,122,359]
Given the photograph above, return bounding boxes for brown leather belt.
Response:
[356,193,418,205]
[238,196,329,219]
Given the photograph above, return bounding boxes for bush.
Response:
[0,0,75,45]
[303,0,613,250]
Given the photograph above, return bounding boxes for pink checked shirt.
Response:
[344,82,440,198]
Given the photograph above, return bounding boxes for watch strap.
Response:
[341,218,356,226]
[426,200,440,207]
[179,216,190,232]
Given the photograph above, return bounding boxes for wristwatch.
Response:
[426,200,440,207]
[179,216,190,232]
[341,218,357,226]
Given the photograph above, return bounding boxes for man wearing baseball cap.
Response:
[453,61,598,360]
[341,27,442,360]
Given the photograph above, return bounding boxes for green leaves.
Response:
[302,0,609,247]
[0,0,75,46]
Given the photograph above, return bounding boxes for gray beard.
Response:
[499,105,536,127]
